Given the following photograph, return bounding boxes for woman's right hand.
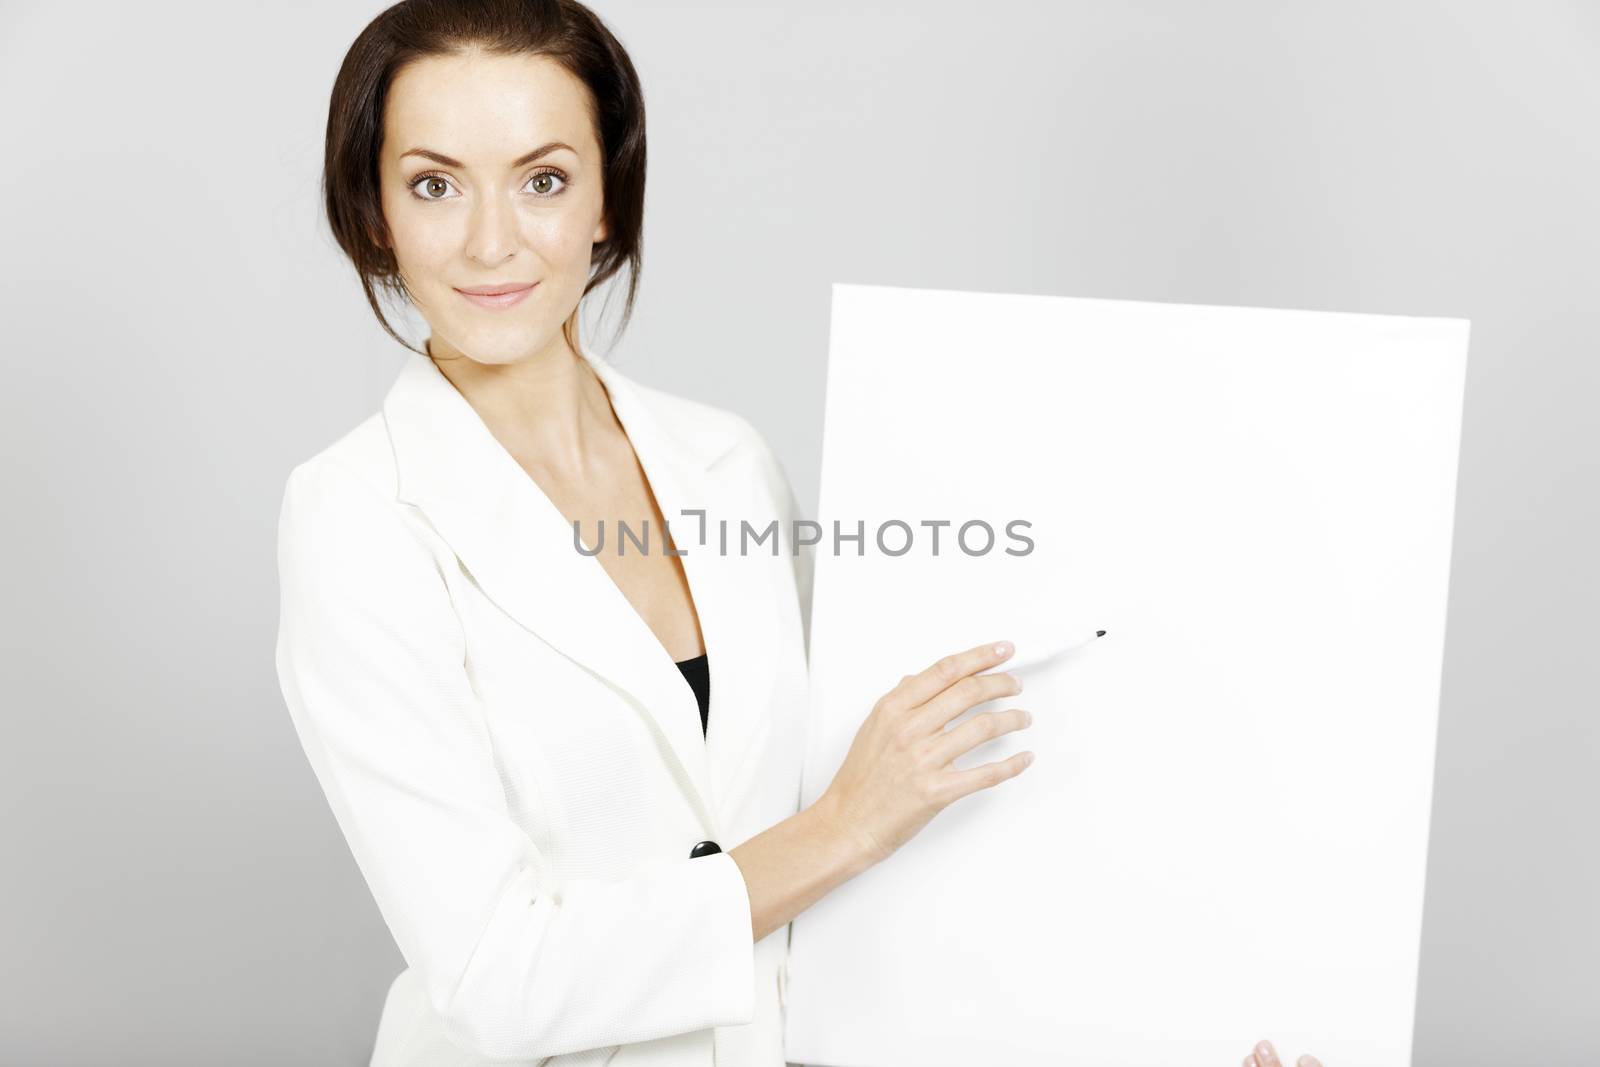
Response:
[811,639,1033,867]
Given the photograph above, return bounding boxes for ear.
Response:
[593,215,609,245]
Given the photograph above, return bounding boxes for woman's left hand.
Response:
[1243,1038,1323,1067]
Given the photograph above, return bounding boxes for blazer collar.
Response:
[380,343,769,839]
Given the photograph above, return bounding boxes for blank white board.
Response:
[784,284,1469,1067]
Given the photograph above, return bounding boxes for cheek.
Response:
[527,208,597,263]
[377,188,451,270]
[378,189,600,285]
[390,209,458,269]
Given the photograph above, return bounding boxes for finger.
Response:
[1297,1057,1323,1067]
[935,749,1034,803]
[907,669,1024,737]
[886,641,1014,713]
[926,707,1032,768]
[1243,1056,1258,1067]
[1254,1040,1283,1067]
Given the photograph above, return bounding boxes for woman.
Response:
[275,2,1325,1066]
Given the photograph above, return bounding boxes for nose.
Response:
[465,192,521,266]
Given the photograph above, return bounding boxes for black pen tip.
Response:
[1096,629,1106,637]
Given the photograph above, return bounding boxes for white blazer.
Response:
[274,344,813,1066]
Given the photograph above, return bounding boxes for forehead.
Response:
[383,50,598,161]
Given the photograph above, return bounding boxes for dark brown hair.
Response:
[322,0,646,356]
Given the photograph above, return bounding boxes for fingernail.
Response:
[993,641,1012,657]
[1256,1041,1275,1059]
[1297,1058,1321,1067]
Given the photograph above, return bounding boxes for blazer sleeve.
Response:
[273,456,756,1061]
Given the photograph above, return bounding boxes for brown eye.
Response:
[528,171,568,197]
[407,173,457,201]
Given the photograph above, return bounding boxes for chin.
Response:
[444,327,552,367]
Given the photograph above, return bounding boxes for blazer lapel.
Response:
[597,364,781,829]
[380,344,767,839]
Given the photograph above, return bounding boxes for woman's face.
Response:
[377,50,609,366]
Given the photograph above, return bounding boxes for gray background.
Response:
[1,1,1594,1064]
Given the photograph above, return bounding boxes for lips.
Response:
[457,282,537,296]
[455,282,538,310]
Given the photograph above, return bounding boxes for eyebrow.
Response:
[399,141,576,169]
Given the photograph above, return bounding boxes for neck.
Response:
[425,331,623,481]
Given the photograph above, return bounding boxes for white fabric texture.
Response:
[274,345,813,1066]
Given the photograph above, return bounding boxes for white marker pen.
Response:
[996,629,1107,675]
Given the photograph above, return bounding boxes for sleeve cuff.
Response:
[697,850,757,1027]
